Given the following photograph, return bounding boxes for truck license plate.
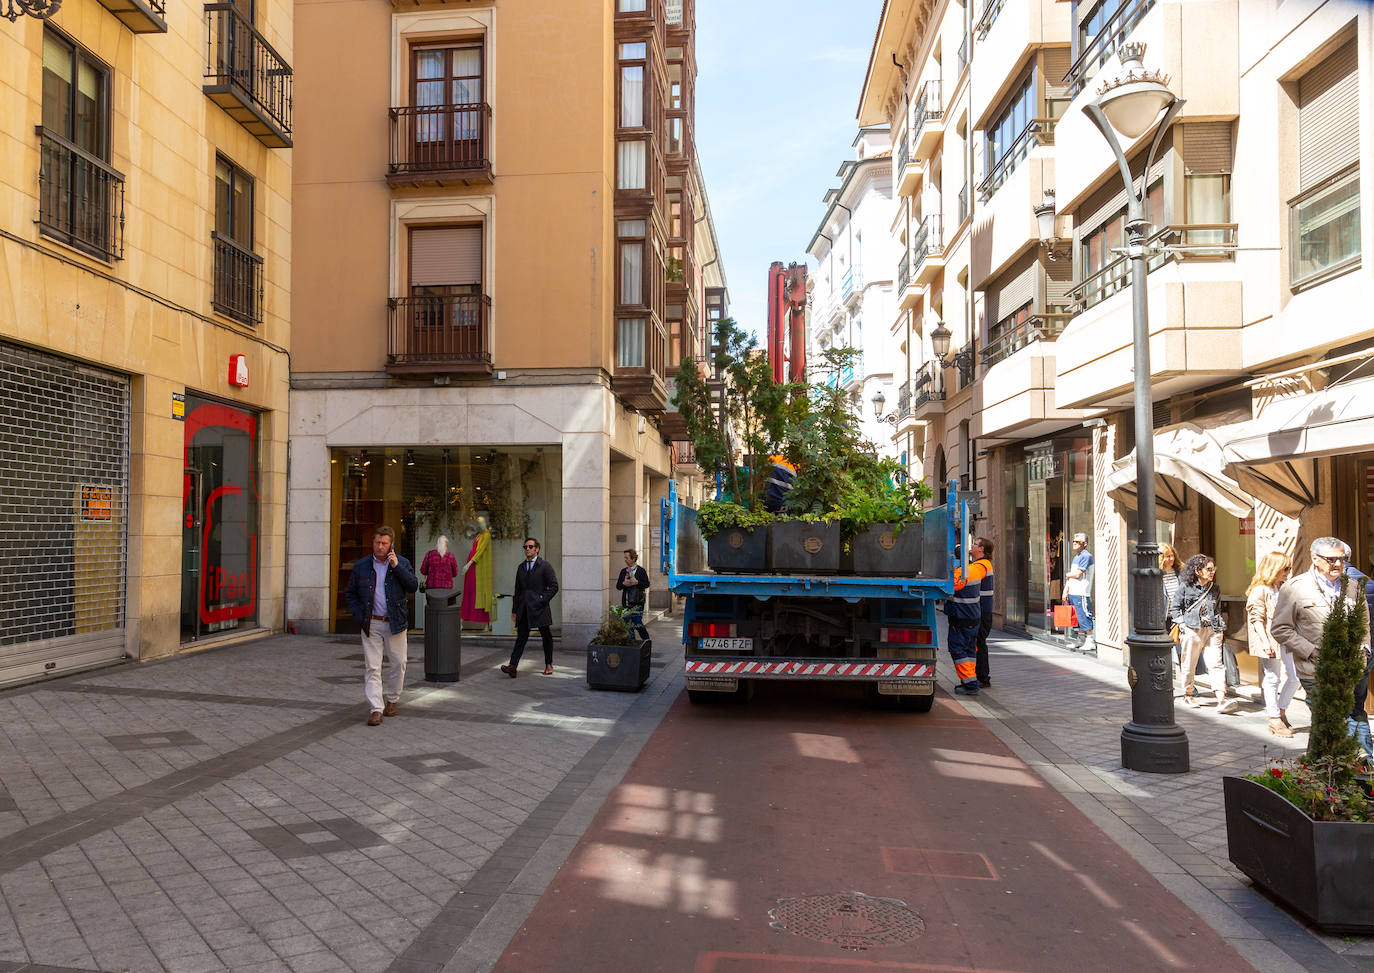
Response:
[877,680,930,695]
[700,637,752,651]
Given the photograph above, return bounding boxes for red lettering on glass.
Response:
[199,484,259,624]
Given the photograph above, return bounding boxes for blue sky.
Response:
[695,1,882,341]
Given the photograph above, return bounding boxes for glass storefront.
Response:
[329,446,562,636]
[181,394,260,641]
[1001,436,1093,637]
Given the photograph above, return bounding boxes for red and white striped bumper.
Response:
[684,658,935,680]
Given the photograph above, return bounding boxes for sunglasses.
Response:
[524,544,538,549]
[1316,553,1346,565]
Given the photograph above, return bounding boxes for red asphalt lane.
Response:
[496,683,1258,973]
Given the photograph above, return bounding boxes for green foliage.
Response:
[695,500,773,537]
[590,605,637,646]
[1247,756,1373,822]
[1306,574,1369,783]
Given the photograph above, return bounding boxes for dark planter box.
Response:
[705,527,767,573]
[587,640,652,692]
[768,521,841,574]
[849,523,923,577]
[1223,775,1374,932]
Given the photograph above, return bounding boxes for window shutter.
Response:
[1183,122,1233,174]
[1298,39,1358,190]
[410,226,482,286]
[1042,47,1072,97]
[1045,256,1074,307]
[986,251,1037,324]
[1077,131,1173,236]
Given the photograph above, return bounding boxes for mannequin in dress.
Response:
[461,514,494,625]
[420,534,459,593]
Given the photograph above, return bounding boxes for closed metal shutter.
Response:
[1183,122,1233,173]
[1298,38,1358,190]
[409,226,482,286]
[986,250,1037,324]
[1043,47,1072,97]
[1046,256,1075,307]
[1077,130,1173,236]
[0,342,129,687]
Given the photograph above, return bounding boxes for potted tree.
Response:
[586,606,653,692]
[1223,574,1374,931]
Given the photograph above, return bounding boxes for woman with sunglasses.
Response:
[1172,554,1234,711]
[1246,550,1295,736]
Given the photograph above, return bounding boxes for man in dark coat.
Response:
[344,525,418,725]
[501,536,560,677]
[616,548,651,641]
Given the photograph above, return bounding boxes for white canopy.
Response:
[1105,422,1255,522]
[1220,375,1374,517]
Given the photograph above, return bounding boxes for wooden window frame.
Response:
[41,27,111,161]
[215,154,255,249]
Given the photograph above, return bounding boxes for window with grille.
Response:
[212,156,262,324]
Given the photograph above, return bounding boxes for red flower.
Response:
[1269,768,1284,778]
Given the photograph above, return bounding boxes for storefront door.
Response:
[180,395,260,641]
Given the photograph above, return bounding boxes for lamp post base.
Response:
[1120,631,1190,774]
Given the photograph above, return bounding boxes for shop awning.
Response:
[1105,423,1255,522]
[1220,375,1374,516]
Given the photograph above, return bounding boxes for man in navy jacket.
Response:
[345,526,418,725]
[501,537,560,677]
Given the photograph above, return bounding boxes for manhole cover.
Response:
[769,891,924,950]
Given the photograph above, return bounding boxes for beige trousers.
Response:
[1178,623,1223,697]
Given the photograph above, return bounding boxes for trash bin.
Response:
[423,588,461,682]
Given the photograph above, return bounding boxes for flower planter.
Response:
[849,523,923,577]
[768,521,841,574]
[587,639,652,692]
[1223,775,1374,932]
[705,527,768,573]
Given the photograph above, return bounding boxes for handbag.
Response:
[1169,623,1181,644]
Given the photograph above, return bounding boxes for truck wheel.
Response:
[687,689,712,704]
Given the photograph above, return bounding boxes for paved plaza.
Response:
[0,622,1368,972]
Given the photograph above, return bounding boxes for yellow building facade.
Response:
[0,0,292,685]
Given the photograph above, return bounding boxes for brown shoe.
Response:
[543,665,554,675]
[500,664,517,678]
[1268,717,1295,738]
[382,700,398,717]
[367,711,383,726]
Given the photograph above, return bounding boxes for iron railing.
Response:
[212,231,264,325]
[389,103,491,177]
[976,0,1007,38]
[1064,0,1156,95]
[977,109,1065,201]
[981,309,1073,369]
[914,214,943,267]
[387,294,493,366]
[897,251,911,292]
[673,441,696,466]
[204,2,292,137]
[1070,224,1236,309]
[36,128,124,261]
[914,79,943,136]
[912,359,945,410]
[897,379,912,419]
[896,129,910,173]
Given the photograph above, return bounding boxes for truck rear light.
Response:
[689,622,737,638]
[882,627,933,644]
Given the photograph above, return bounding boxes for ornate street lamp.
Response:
[2,0,61,20]
[1083,41,1190,774]
[871,389,897,426]
[929,321,974,386]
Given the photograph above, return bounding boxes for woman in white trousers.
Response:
[1246,550,1296,737]
[1172,554,1235,711]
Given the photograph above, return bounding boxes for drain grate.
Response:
[769,891,925,950]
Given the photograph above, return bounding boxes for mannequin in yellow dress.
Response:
[461,513,494,628]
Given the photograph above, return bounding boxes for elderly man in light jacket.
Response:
[1271,536,1371,743]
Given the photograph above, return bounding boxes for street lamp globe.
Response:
[929,322,952,360]
[871,389,886,418]
[1096,42,1176,139]
[1033,189,1057,245]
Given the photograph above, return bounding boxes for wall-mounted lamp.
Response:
[1033,189,1068,260]
[929,322,975,385]
[2,0,61,22]
[871,389,897,426]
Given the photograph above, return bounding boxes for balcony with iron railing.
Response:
[977,100,1068,202]
[386,294,493,375]
[910,359,946,416]
[897,250,920,310]
[37,129,124,262]
[975,0,1007,38]
[979,306,1084,438]
[895,129,921,196]
[203,2,292,147]
[1064,0,1156,96]
[913,214,945,286]
[388,104,492,185]
[212,232,264,325]
[912,79,944,159]
[1056,222,1244,409]
[840,265,864,305]
[897,380,912,420]
[981,307,1072,370]
[96,0,165,33]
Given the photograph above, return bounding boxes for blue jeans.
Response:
[624,605,650,641]
[1066,594,1094,634]
[1348,717,1373,759]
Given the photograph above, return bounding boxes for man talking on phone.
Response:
[345,526,418,725]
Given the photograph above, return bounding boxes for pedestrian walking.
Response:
[616,548,651,641]
[1271,536,1371,744]
[1172,554,1234,711]
[501,537,560,677]
[970,536,995,687]
[344,526,418,726]
[1245,551,1295,737]
[946,550,991,695]
[1339,544,1373,758]
[1064,532,1095,653]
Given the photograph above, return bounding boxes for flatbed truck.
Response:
[661,481,972,710]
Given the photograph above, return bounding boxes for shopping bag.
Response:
[1053,604,1078,628]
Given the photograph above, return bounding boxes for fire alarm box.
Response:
[228,354,249,388]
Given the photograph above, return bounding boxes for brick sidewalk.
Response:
[958,628,1374,973]
[0,624,684,973]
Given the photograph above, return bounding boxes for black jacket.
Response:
[513,557,559,628]
[617,564,650,609]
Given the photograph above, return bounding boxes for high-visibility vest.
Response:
[974,557,994,616]
[947,560,988,622]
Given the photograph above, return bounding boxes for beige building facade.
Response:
[288,0,721,645]
[861,0,1374,680]
[0,0,293,685]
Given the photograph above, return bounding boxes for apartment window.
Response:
[1079,180,1162,307]
[38,30,122,260]
[212,156,262,324]
[618,220,646,306]
[414,45,483,145]
[409,226,482,338]
[669,194,683,238]
[617,140,646,190]
[618,319,647,367]
[1291,38,1360,288]
[1069,0,1154,93]
[619,43,646,128]
[1185,174,1230,247]
[981,70,1035,198]
[618,0,646,11]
